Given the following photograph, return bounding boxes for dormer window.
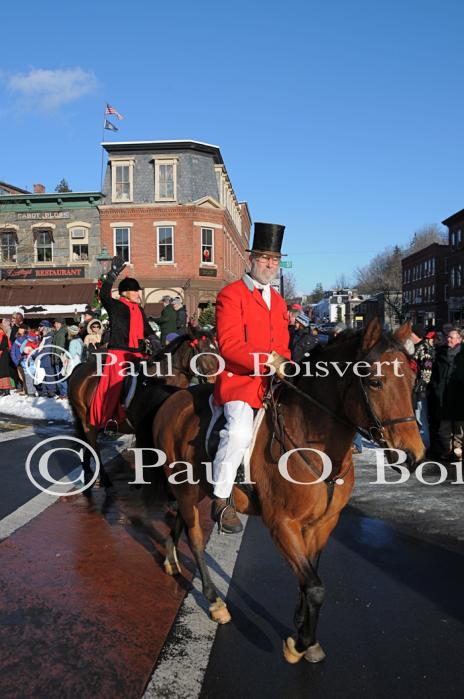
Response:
[154,158,177,201]
[111,159,134,202]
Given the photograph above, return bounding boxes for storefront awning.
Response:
[0,282,96,318]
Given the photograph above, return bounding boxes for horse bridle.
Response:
[274,345,417,449]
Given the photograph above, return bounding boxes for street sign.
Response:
[280,261,293,268]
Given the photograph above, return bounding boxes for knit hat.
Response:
[291,303,302,311]
[295,312,310,327]
[161,295,173,303]
[425,330,437,339]
[39,320,52,328]
[68,325,80,336]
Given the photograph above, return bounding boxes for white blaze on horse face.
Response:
[127,448,167,485]
[369,449,409,484]
[278,448,333,485]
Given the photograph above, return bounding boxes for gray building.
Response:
[0,190,104,319]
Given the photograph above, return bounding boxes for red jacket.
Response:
[213,275,290,408]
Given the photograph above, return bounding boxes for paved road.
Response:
[1,415,463,699]
[199,511,464,699]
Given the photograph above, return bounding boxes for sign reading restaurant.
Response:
[16,211,71,220]
[1,266,85,280]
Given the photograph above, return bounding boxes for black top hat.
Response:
[246,222,286,256]
[118,277,142,294]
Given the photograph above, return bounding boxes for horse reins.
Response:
[266,339,417,507]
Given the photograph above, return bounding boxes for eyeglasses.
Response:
[254,254,281,265]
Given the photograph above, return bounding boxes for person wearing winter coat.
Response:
[35,321,56,398]
[289,313,318,362]
[20,329,40,396]
[83,319,103,357]
[52,319,68,399]
[172,297,188,335]
[411,326,435,450]
[63,325,84,376]
[9,326,27,393]
[158,296,177,345]
[428,328,464,459]
[0,326,11,396]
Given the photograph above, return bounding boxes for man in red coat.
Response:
[211,222,290,533]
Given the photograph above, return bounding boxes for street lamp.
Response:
[96,247,112,276]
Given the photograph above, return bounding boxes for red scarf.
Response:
[118,297,144,348]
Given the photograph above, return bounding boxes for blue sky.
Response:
[1,0,463,292]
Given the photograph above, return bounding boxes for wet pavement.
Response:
[0,425,214,699]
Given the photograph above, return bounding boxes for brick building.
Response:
[99,140,251,317]
[401,242,449,327]
[442,209,464,325]
[0,189,104,319]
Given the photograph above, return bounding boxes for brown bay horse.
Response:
[146,319,424,662]
[68,329,219,489]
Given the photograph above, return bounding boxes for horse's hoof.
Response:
[164,558,181,576]
[209,598,231,624]
[304,642,326,663]
[283,636,305,664]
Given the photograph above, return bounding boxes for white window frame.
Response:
[154,157,178,202]
[156,225,174,264]
[111,158,134,203]
[0,227,18,264]
[200,227,215,265]
[67,221,90,263]
[32,224,55,263]
[111,223,132,263]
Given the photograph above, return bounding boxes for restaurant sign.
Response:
[0,266,85,280]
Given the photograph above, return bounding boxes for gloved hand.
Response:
[108,255,126,280]
[265,350,289,380]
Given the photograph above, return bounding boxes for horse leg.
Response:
[298,559,326,664]
[180,500,231,624]
[83,424,113,490]
[164,511,184,576]
[268,518,324,663]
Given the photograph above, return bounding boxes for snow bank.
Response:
[0,393,73,422]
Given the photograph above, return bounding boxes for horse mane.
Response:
[295,327,407,377]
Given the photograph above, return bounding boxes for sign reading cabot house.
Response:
[1,266,85,280]
[16,211,71,220]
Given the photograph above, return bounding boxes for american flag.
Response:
[105,103,123,120]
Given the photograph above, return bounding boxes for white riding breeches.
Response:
[212,400,254,499]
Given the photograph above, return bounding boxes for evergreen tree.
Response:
[55,178,72,192]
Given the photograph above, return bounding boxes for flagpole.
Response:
[100,102,107,192]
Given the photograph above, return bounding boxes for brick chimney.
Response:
[33,183,46,193]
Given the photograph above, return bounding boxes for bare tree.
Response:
[333,272,351,289]
[407,224,447,254]
[283,272,297,301]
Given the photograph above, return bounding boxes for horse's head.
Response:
[350,318,424,469]
[187,327,220,384]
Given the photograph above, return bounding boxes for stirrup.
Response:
[216,495,243,535]
[103,419,119,440]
